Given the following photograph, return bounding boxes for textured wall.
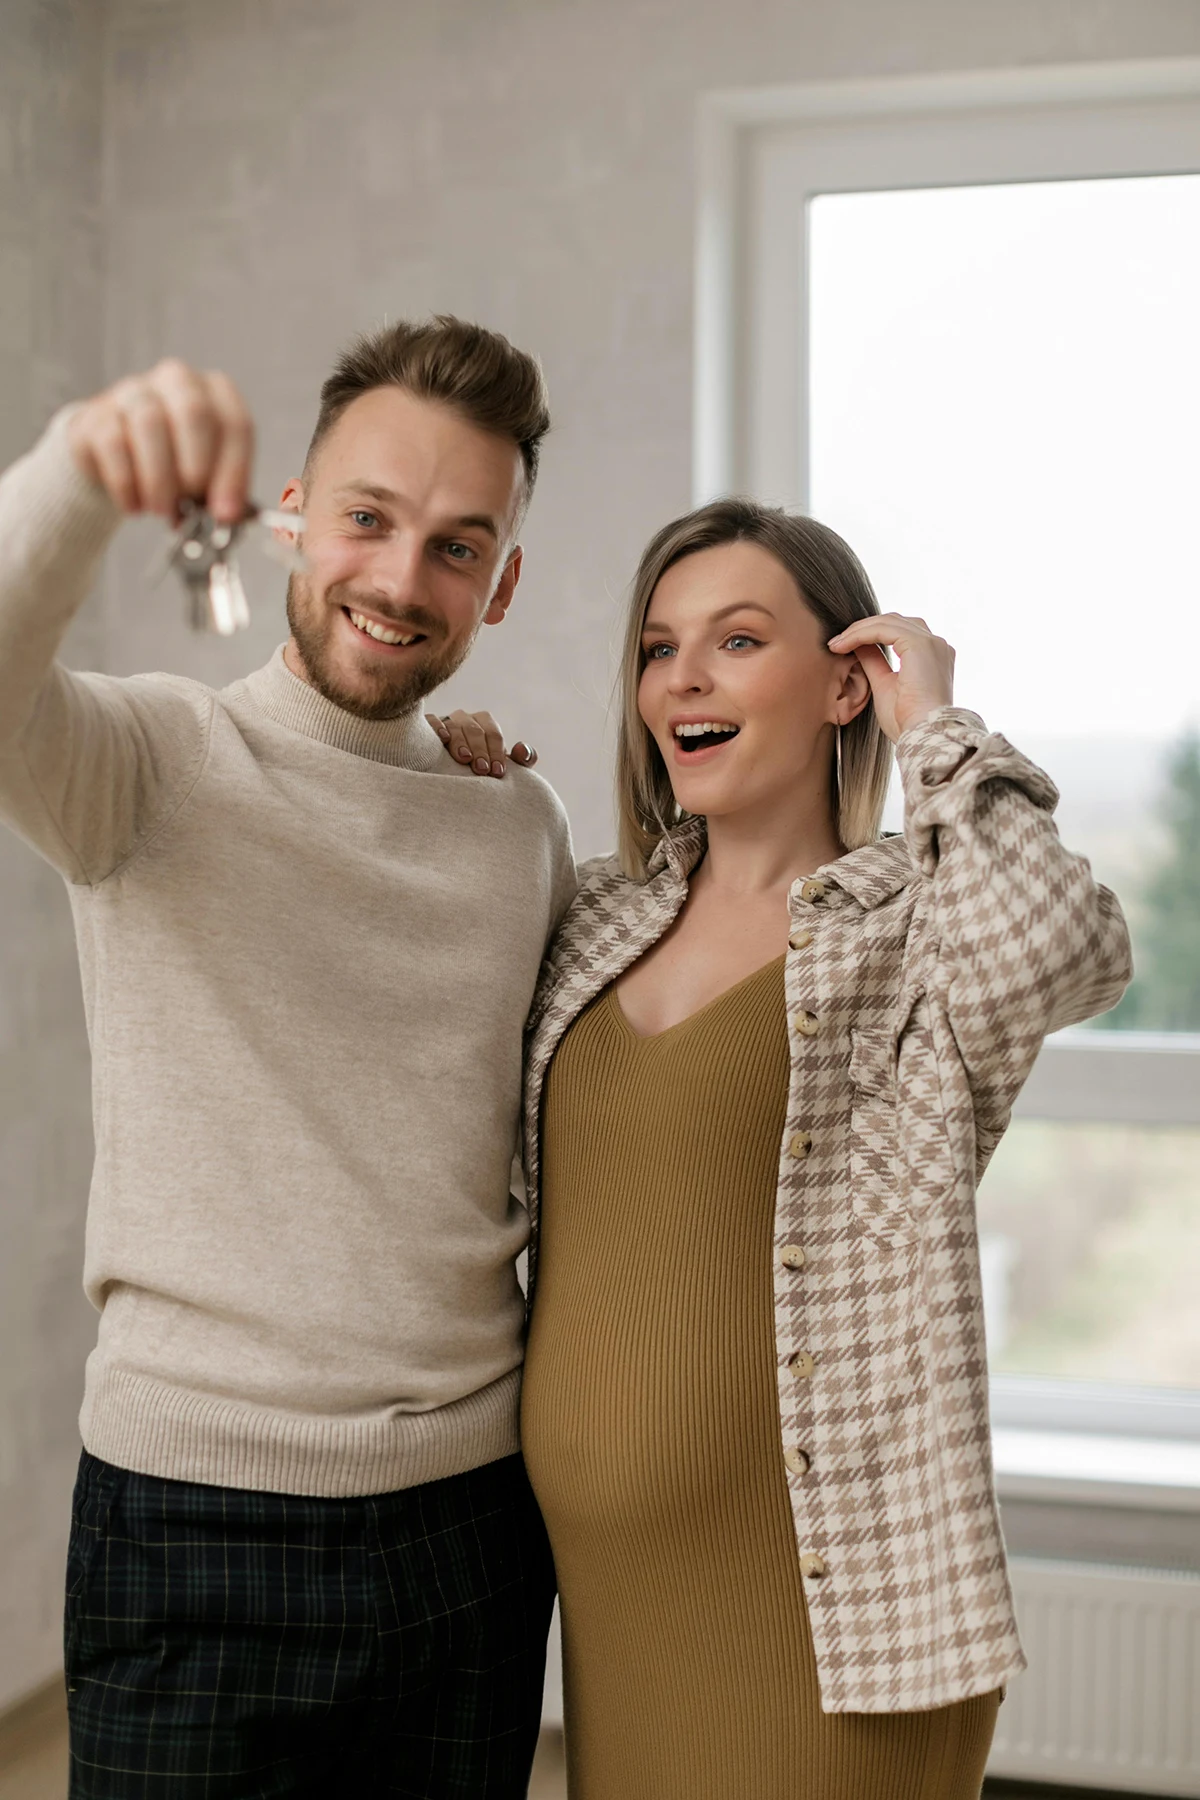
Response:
[99,0,1200,859]
[6,0,1200,1710]
[0,0,105,1710]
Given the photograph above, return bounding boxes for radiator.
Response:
[988,1557,1200,1796]
[541,1560,1200,1793]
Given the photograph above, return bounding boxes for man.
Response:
[0,317,575,1797]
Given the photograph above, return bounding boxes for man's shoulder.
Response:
[74,667,217,737]
[493,761,571,836]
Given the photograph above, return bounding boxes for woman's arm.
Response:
[826,615,1133,1133]
[898,704,1132,1124]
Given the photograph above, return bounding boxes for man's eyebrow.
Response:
[331,484,501,542]
[642,600,777,634]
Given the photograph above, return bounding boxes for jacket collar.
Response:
[645,819,913,912]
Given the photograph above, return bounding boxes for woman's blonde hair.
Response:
[616,498,894,880]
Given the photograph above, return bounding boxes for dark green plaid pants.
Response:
[65,1449,556,1798]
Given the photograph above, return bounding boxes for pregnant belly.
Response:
[521,1287,778,1544]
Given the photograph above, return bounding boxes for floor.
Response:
[0,1698,1161,1800]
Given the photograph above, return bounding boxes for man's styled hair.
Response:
[305,315,550,508]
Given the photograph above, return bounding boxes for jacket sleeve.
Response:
[0,407,210,884]
[898,705,1133,1133]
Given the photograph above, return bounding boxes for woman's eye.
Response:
[725,633,760,651]
[350,510,379,529]
[644,643,675,661]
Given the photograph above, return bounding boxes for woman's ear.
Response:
[835,652,874,726]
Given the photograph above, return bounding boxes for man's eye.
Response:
[644,643,675,660]
[350,510,379,529]
[444,542,475,561]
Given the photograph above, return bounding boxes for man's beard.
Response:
[285,575,477,721]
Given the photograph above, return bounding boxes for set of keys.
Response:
[156,502,307,636]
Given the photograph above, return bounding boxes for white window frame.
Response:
[693,60,1200,1450]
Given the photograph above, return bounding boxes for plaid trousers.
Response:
[64,1449,556,1799]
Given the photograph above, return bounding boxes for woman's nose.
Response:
[668,657,712,695]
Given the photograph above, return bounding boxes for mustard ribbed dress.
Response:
[521,958,999,1800]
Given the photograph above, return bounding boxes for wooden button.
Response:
[788,1349,816,1379]
[799,1552,827,1579]
[784,1446,811,1476]
[780,1245,806,1271]
[799,879,826,903]
[787,1131,812,1161]
[788,927,813,951]
[792,1011,820,1037]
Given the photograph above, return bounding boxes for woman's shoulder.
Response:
[577,850,630,890]
[555,852,647,931]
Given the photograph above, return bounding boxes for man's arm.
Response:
[0,361,254,883]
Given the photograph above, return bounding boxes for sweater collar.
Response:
[243,645,448,771]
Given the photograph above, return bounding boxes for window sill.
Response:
[993,1428,1200,1512]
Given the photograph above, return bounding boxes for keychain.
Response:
[156,503,306,636]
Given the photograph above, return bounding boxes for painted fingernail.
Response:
[491,760,505,777]
[475,758,490,773]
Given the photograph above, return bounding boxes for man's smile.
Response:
[341,606,429,651]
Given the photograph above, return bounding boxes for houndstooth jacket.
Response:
[521,706,1132,1715]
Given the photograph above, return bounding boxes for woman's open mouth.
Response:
[672,721,741,757]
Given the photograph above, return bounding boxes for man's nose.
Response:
[364,536,426,607]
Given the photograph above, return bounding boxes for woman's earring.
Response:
[835,722,843,807]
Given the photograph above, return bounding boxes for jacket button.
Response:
[792,1011,820,1037]
[787,1131,812,1160]
[800,879,826,903]
[798,1552,827,1579]
[788,1349,816,1378]
[780,1244,806,1270]
[784,1446,811,1476]
[788,927,813,950]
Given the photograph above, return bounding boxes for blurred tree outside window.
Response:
[1095,734,1200,1033]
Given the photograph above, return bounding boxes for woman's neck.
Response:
[698,786,844,897]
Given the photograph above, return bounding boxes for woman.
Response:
[515,500,1131,1800]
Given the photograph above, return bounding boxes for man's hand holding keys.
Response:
[68,357,255,524]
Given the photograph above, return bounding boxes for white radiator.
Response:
[541,1560,1200,1793]
[988,1557,1200,1796]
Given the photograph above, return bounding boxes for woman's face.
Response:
[638,540,851,826]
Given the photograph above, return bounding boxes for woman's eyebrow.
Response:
[642,600,776,634]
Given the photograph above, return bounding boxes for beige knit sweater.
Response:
[0,409,576,1496]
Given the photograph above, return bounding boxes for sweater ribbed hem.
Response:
[80,1364,523,1497]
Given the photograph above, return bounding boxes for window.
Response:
[696,60,1200,1432]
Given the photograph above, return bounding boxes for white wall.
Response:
[99,0,1200,858]
[0,0,106,1710]
[5,0,1200,1710]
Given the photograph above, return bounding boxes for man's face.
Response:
[280,386,526,720]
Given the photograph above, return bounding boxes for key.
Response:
[156,503,306,637]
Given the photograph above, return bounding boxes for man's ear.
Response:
[484,544,523,626]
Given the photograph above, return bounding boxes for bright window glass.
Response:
[808,175,1200,1034]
